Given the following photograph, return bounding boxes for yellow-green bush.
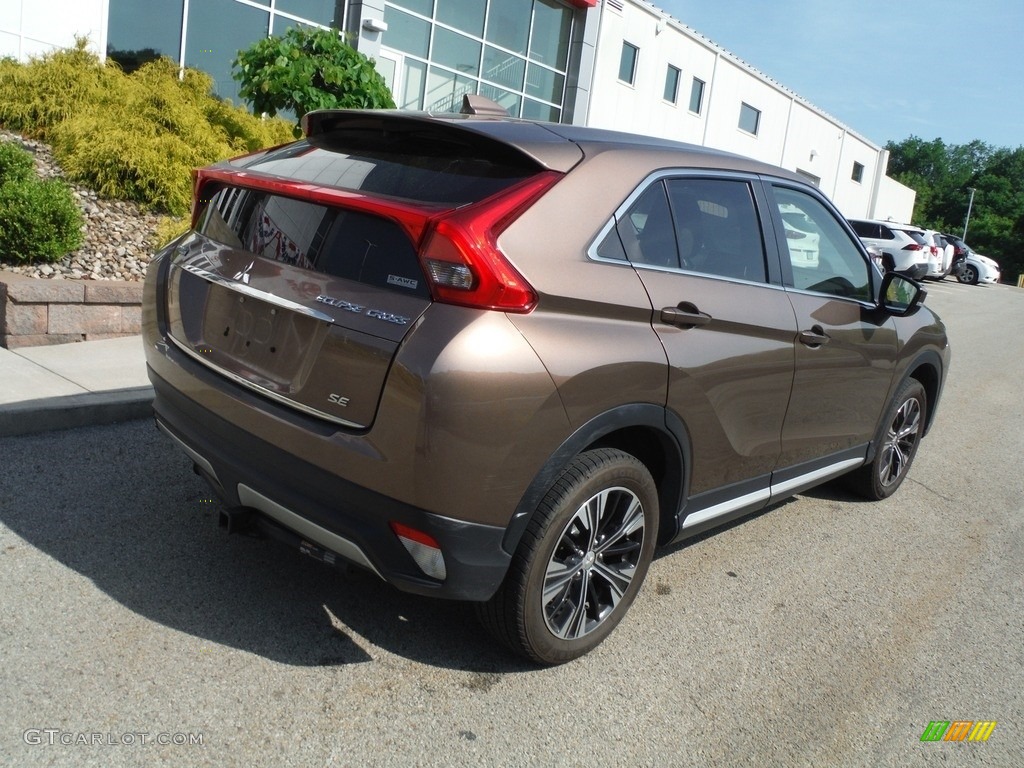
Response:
[0,43,295,216]
[154,215,190,249]
[0,40,121,138]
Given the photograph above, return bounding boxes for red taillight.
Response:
[419,171,562,313]
[902,243,923,251]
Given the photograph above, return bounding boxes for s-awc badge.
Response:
[387,274,419,290]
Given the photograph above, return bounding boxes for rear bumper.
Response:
[149,366,512,601]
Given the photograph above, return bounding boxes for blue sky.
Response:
[656,0,1024,149]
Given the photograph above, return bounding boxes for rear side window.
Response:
[199,186,430,298]
[666,178,767,282]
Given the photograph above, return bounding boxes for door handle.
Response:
[798,325,830,347]
[660,302,711,328]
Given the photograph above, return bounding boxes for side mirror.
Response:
[880,272,926,316]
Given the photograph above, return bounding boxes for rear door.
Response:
[602,173,798,518]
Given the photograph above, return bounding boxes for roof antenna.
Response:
[460,94,509,117]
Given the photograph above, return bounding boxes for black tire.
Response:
[846,378,927,500]
[958,263,980,285]
[477,448,659,665]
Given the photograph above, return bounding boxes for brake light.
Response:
[419,171,562,313]
[901,243,923,251]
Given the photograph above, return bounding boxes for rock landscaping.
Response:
[0,130,162,282]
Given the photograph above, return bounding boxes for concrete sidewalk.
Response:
[0,336,152,437]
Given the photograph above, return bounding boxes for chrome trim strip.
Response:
[769,457,864,501]
[157,419,220,484]
[682,488,771,529]
[174,262,337,324]
[166,334,363,429]
[682,455,866,529]
[237,484,383,580]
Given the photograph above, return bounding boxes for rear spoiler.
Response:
[300,108,584,174]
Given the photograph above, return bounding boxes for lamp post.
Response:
[962,187,976,241]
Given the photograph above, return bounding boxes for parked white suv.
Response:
[847,219,930,279]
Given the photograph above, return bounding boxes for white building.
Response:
[583,0,913,221]
[0,0,914,220]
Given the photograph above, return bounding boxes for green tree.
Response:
[233,27,394,126]
[886,136,1024,283]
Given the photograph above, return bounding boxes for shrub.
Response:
[0,140,36,184]
[234,26,395,123]
[154,216,190,249]
[0,39,119,139]
[0,171,84,263]
[0,45,294,216]
[47,58,294,215]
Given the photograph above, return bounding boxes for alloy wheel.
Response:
[542,486,645,639]
[878,397,922,487]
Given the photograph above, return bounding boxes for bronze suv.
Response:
[143,107,949,663]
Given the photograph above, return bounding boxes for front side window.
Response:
[738,102,761,135]
[849,220,872,238]
[619,42,639,85]
[772,186,870,300]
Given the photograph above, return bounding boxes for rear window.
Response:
[198,186,430,298]
[233,127,539,207]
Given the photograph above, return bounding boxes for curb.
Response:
[0,386,154,438]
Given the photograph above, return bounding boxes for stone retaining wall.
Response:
[0,271,142,349]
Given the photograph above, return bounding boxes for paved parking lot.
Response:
[1,280,1022,767]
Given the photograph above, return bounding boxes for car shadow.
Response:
[0,420,535,674]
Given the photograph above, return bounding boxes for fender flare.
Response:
[500,404,690,555]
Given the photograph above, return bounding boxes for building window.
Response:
[186,0,270,102]
[381,0,574,121]
[663,64,680,103]
[689,77,704,114]
[107,0,185,72]
[738,102,761,135]
[852,162,865,183]
[618,41,638,85]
